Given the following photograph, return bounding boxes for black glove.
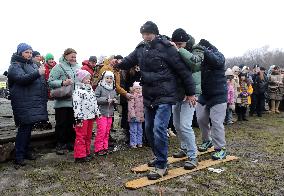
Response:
[75,118,82,125]
[199,39,212,48]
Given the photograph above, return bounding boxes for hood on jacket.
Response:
[10,53,33,64]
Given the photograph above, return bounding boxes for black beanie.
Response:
[89,56,97,62]
[172,28,190,42]
[32,51,40,57]
[140,21,159,35]
[114,55,123,60]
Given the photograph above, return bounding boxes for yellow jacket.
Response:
[238,84,253,105]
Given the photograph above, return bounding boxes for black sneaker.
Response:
[184,158,198,170]
[14,159,26,166]
[86,154,93,162]
[147,158,157,167]
[147,167,168,180]
[173,150,187,158]
[74,157,87,163]
[56,144,66,155]
[198,140,213,152]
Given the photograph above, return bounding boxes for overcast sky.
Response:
[0,0,283,74]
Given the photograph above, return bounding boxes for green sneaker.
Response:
[198,140,213,152]
[212,148,227,160]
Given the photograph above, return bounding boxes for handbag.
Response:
[50,65,73,100]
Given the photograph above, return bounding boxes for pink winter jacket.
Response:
[227,81,235,104]
[128,93,144,122]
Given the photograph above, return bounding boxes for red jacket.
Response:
[44,61,56,99]
[81,60,94,76]
[45,61,56,81]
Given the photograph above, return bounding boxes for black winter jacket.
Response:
[117,36,195,107]
[198,46,227,108]
[252,74,268,94]
[8,53,48,126]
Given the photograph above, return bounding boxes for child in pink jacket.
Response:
[128,82,144,148]
[224,68,235,125]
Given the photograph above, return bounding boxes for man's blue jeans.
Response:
[144,104,172,169]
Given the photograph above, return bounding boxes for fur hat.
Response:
[76,69,90,82]
[17,43,32,55]
[140,21,159,35]
[171,28,190,42]
[225,68,234,76]
[45,53,54,61]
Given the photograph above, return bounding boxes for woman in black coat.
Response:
[8,43,48,166]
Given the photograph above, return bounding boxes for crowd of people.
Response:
[6,21,284,180]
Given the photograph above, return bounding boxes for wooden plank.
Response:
[125,155,238,190]
[131,147,215,173]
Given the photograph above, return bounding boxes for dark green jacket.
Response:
[178,44,204,96]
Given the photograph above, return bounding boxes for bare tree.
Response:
[226,46,284,69]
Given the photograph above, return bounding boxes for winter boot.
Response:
[198,140,213,152]
[269,100,276,113]
[147,167,168,180]
[275,101,281,114]
[173,149,187,158]
[184,158,198,170]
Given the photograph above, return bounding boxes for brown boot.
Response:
[275,101,281,114]
[269,100,276,113]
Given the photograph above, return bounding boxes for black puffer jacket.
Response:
[252,74,268,94]
[117,36,195,107]
[8,53,48,126]
[198,41,227,107]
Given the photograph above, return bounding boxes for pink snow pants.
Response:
[94,116,113,152]
[74,119,94,158]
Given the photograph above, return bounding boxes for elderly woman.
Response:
[48,48,80,155]
[8,43,48,166]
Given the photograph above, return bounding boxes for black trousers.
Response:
[55,107,75,146]
[120,102,130,141]
[236,105,247,120]
[250,93,265,116]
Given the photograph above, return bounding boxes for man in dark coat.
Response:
[8,43,48,166]
[112,21,196,180]
[195,39,228,160]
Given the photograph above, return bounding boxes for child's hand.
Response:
[130,117,137,122]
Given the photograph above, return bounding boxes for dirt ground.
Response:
[0,112,284,195]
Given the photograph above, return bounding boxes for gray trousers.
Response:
[196,103,227,149]
[172,101,197,159]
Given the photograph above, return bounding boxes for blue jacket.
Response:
[117,36,195,107]
[198,46,227,108]
[8,53,48,126]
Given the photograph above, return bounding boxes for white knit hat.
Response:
[225,68,233,76]
[132,82,141,88]
[103,70,114,78]
[232,66,241,73]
